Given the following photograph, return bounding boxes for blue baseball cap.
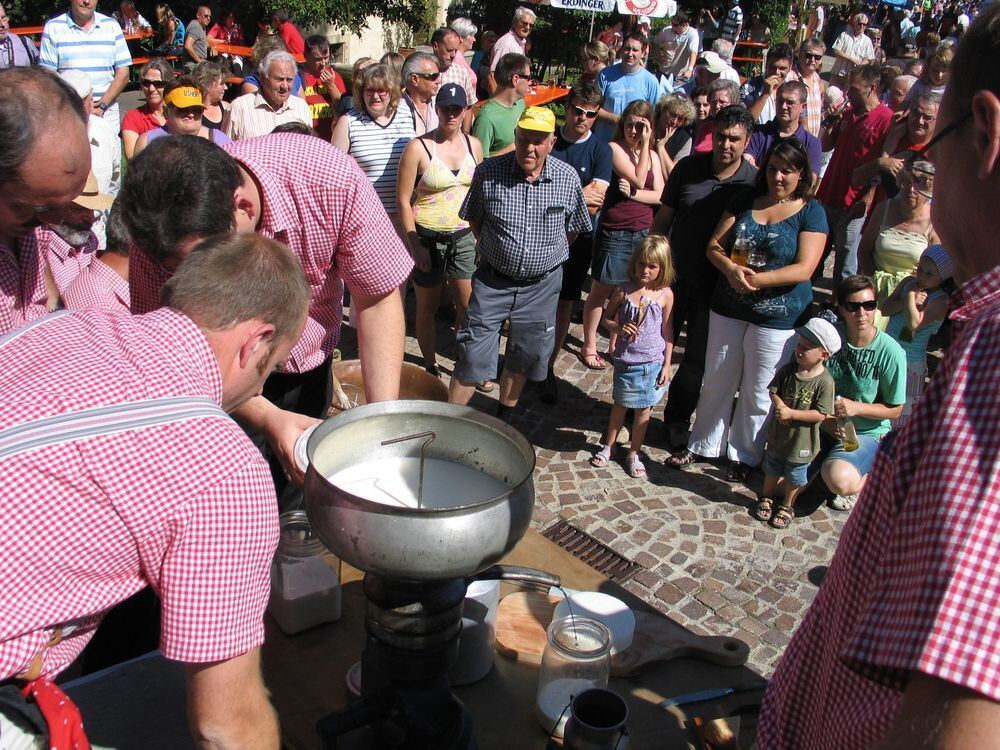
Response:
[436,83,469,109]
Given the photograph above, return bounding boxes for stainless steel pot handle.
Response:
[471,564,560,592]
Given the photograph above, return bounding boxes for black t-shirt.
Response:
[660,152,757,291]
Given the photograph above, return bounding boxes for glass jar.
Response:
[268,510,342,635]
[535,616,612,738]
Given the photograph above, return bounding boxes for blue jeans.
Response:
[824,204,865,282]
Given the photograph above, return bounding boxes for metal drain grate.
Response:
[542,520,641,585]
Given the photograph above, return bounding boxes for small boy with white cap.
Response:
[755,316,841,529]
[881,244,953,425]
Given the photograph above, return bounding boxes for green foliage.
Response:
[752,0,789,43]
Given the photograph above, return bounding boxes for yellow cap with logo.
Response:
[517,106,556,133]
[164,86,204,109]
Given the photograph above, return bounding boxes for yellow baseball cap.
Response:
[164,86,204,109]
[517,106,556,134]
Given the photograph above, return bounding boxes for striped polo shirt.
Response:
[39,12,131,99]
[344,104,415,216]
[720,3,743,42]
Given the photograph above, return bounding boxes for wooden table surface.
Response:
[67,529,764,749]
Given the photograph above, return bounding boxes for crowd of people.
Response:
[0,0,997,748]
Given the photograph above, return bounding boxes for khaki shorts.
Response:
[411,226,477,288]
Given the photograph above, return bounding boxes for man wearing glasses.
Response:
[787,38,828,137]
[473,53,530,156]
[759,6,1000,746]
[487,6,535,95]
[829,12,875,86]
[653,11,699,84]
[400,52,441,136]
[0,68,90,330]
[541,81,613,403]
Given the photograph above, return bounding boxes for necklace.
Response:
[775,196,795,204]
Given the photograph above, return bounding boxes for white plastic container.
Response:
[268,510,342,635]
[449,579,501,686]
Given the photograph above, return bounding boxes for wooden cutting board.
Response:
[495,592,750,676]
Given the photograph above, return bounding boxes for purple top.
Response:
[613,285,667,364]
[145,126,232,147]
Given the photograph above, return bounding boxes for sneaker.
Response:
[829,493,858,511]
[538,371,559,404]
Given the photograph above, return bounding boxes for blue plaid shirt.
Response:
[460,152,591,280]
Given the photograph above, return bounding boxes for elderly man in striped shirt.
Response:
[39,0,131,124]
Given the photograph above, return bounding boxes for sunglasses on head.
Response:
[415,71,441,81]
[141,78,166,88]
[571,105,598,118]
[841,299,878,312]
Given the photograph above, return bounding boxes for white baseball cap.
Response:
[796,317,842,355]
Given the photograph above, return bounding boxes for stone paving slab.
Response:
[337,297,849,677]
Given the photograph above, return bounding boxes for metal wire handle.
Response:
[380,431,436,508]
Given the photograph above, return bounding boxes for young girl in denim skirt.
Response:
[590,236,675,478]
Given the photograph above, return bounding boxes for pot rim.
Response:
[305,400,536,516]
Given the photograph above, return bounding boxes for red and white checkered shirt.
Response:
[63,256,130,312]
[0,308,279,679]
[758,265,1000,749]
[0,235,53,334]
[129,133,413,373]
[34,226,98,295]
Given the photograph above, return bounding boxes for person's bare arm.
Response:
[319,68,343,104]
[331,112,350,152]
[857,213,880,276]
[123,129,142,161]
[96,67,131,113]
[752,231,826,287]
[873,672,1000,750]
[186,649,279,750]
[748,77,781,121]
[582,179,608,215]
[396,140,430,272]
[596,108,619,126]
[184,33,204,64]
[650,204,676,237]
[132,131,150,157]
[352,286,405,402]
[231,396,320,485]
[836,396,903,422]
[708,212,756,294]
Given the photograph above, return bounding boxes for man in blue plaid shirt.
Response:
[451,106,591,419]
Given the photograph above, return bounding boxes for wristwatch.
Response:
[97,101,109,112]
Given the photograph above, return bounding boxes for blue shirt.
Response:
[595,64,660,142]
[747,121,824,177]
[711,196,828,329]
[551,128,613,233]
[40,12,131,99]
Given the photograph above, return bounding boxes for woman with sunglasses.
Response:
[857,161,939,329]
[121,57,172,160]
[396,84,483,378]
[668,139,827,482]
[332,63,414,224]
[820,275,906,511]
[132,77,231,157]
[580,100,664,370]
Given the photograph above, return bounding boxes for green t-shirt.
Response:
[768,363,837,463]
[473,98,526,157]
[825,329,907,437]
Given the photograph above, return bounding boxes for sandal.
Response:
[666,449,697,470]
[425,364,441,377]
[725,461,752,484]
[752,497,774,522]
[475,380,495,393]
[769,505,794,529]
[590,445,612,468]
[626,453,647,478]
[577,350,607,370]
[829,493,857,511]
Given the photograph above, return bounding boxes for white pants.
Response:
[688,311,797,465]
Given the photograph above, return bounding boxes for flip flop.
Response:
[475,380,495,393]
[626,453,647,478]
[769,506,794,529]
[590,445,612,468]
[577,350,607,370]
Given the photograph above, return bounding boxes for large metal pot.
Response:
[304,401,536,582]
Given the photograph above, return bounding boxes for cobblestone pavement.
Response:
[339,293,850,678]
